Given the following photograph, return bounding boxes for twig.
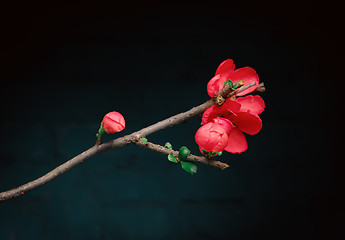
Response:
[0,81,263,202]
[253,82,265,93]
[132,137,229,170]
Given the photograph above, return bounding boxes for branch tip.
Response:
[221,164,229,170]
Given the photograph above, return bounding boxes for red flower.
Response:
[201,95,265,154]
[102,111,126,134]
[207,59,259,97]
[195,122,229,153]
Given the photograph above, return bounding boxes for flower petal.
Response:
[211,117,233,135]
[235,95,265,115]
[202,105,217,125]
[229,67,259,96]
[207,74,222,97]
[229,112,262,135]
[208,99,241,121]
[207,72,233,97]
[224,128,248,153]
[221,98,241,114]
[215,59,235,76]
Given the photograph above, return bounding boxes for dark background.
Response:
[0,1,343,239]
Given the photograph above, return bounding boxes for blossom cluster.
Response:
[195,59,265,154]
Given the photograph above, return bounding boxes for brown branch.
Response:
[0,81,264,202]
[132,137,229,170]
[0,136,131,202]
[253,82,265,93]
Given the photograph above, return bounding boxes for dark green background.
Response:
[1,1,342,239]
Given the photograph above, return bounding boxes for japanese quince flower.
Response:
[195,122,229,153]
[102,111,126,134]
[201,95,265,154]
[207,59,259,97]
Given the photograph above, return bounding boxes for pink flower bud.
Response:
[195,122,228,153]
[102,111,125,134]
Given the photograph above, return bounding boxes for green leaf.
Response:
[141,137,148,144]
[202,150,212,158]
[225,79,241,90]
[168,153,178,163]
[232,81,240,90]
[233,80,244,90]
[164,142,173,150]
[178,146,191,160]
[181,161,197,174]
[215,151,222,156]
[225,79,233,88]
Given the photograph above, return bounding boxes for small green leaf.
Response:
[233,80,244,90]
[168,153,178,163]
[224,79,233,88]
[225,79,244,90]
[202,150,212,158]
[232,81,241,90]
[215,151,222,156]
[178,146,191,160]
[181,161,197,174]
[225,79,241,90]
[141,137,148,144]
[164,142,173,150]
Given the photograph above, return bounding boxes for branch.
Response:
[131,81,257,138]
[253,82,265,93]
[0,82,263,202]
[0,136,131,202]
[132,137,229,170]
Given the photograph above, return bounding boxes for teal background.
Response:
[1,2,342,240]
